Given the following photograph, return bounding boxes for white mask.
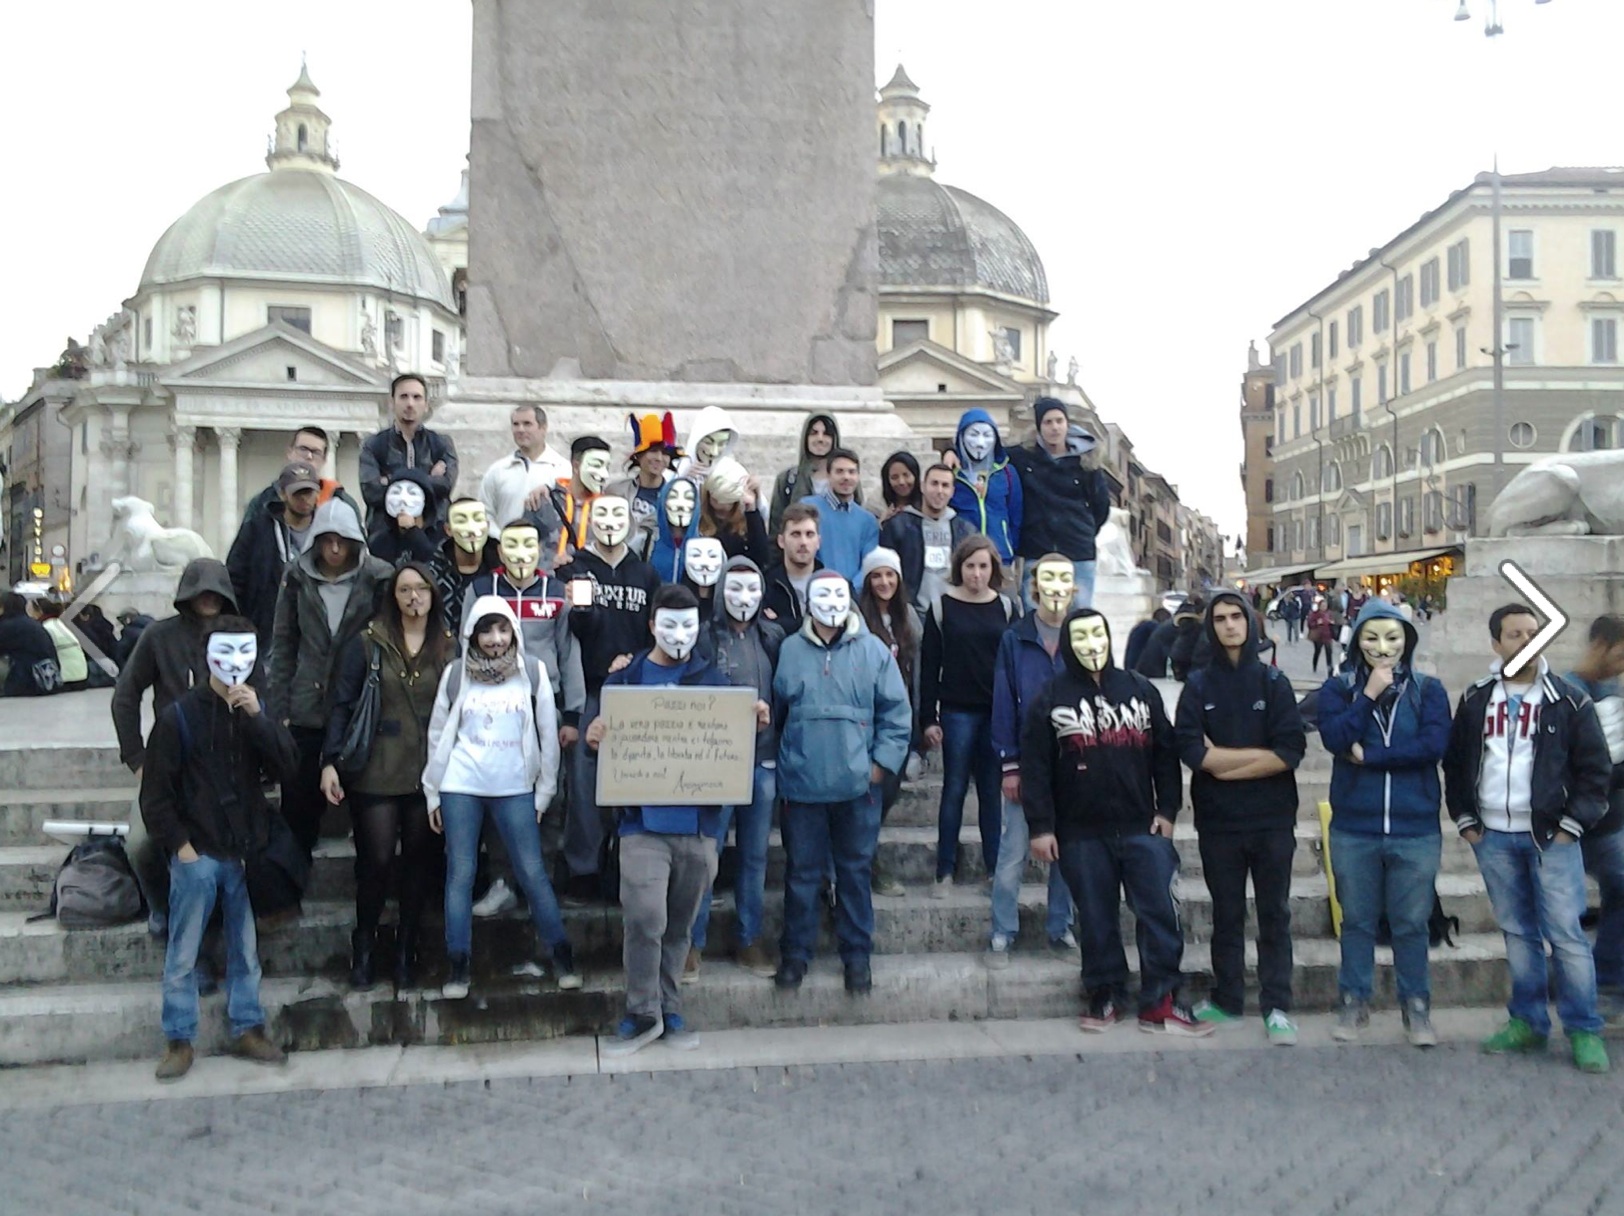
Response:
[961,421,997,464]
[722,571,763,622]
[665,479,697,529]
[1068,615,1111,673]
[807,577,851,628]
[578,449,612,495]
[206,632,257,687]
[652,607,700,661]
[384,480,427,520]
[588,495,631,549]
[1358,620,1406,668]
[683,537,725,587]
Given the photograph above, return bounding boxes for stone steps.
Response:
[0,934,1512,1066]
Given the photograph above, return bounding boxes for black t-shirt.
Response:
[923,594,1010,719]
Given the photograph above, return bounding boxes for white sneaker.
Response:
[1264,1009,1298,1046]
[473,879,516,919]
[930,876,952,900]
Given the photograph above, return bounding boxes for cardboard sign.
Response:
[594,684,757,807]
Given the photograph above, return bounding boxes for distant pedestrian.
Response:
[1305,595,1336,674]
[1280,592,1302,644]
[1123,607,1170,673]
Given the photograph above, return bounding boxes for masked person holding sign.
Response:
[141,618,298,1081]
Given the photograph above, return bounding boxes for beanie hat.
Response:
[858,546,902,587]
[627,411,680,460]
[1032,396,1068,427]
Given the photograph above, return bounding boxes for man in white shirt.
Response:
[479,405,572,532]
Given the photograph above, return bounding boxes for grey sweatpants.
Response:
[619,832,717,1021]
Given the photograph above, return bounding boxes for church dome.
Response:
[877,174,1050,305]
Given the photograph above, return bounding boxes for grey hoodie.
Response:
[707,556,786,760]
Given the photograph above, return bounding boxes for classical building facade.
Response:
[1237,343,1277,568]
[1266,167,1624,586]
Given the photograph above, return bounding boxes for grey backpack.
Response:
[33,836,145,928]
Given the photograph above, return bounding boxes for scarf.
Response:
[465,646,520,686]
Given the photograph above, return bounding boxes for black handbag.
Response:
[334,643,382,776]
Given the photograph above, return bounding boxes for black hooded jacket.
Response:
[1020,609,1181,841]
[1174,592,1306,834]
[365,466,441,567]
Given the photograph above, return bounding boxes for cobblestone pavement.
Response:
[4,1040,1621,1216]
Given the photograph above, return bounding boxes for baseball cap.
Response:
[277,461,322,494]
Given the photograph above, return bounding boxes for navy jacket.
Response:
[991,613,1067,776]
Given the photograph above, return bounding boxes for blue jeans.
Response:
[1330,829,1439,1005]
[1020,559,1098,611]
[936,709,1001,879]
[692,762,777,950]
[1582,829,1624,995]
[990,796,1073,943]
[161,853,265,1043]
[1473,829,1602,1035]
[780,787,881,965]
[441,791,569,958]
[1057,833,1184,1008]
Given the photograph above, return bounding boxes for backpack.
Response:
[31,657,63,694]
[30,835,144,928]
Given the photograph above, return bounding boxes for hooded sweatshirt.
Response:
[880,504,975,613]
[707,556,786,761]
[1317,599,1452,837]
[771,413,861,535]
[949,408,1023,562]
[1174,593,1306,834]
[366,466,440,567]
[111,558,240,770]
[458,566,585,725]
[556,544,662,690]
[647,475,703,583]
[677,405,738,481]
[422,595,560,813]
[1019,609,1181,841]
[1007,408,1112,562]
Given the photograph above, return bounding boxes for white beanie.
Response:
[858,546,902,586]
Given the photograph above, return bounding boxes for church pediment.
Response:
[161,323,383,389]
[1333,488,1368,514]
[879,339,1023,397]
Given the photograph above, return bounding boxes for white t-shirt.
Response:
[441,680,533,797]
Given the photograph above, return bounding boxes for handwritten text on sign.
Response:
[595,685,757,806]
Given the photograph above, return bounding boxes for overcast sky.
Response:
[4,0,1619,535]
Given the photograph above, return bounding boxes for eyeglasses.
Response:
[398,588,432,599]
[292,444,326,460]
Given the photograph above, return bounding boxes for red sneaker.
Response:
[1078,991,1121,1033]
[1138,994,1215,1037]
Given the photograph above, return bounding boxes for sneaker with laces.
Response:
[1193,1000,1241,1027]
[871,869,906,898]
[1401,997,1437,1048]
[1078,990,1122,1033]
[930,875,952,900]
[552,942,583,991]
[443,953,471,1000]
[1264,1009,1298,1046]
[1481,1017,1547,1055]
[472,878,516,918]
[1331,994,1369,1042]
[1138,994,1216,1037]
[1048,929,1079,954]
[682,946,701,985]
[662,1013,701,1050]
[603,1013,663,1058]
[986,934,1013,971]
[1571,1030,1610,1074]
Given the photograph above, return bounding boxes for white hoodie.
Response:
[422,594,560,814]
[1474,657,1548,833]
[678,405,738,480]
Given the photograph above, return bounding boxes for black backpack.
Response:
[30,835,145,928]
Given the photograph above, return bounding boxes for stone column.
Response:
[172,425,196,530]
[216,427,241,553]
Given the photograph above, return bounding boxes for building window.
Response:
[1265,435,1274,456]
[268,305,312,334]
[1455,325,1468,370]
[1508,229,1534,280]
[1373,445,1393,480]
[1308,517,1320,549]
[1424,490,1444,533]
[143,316,152,351]
[1592,316,1619,364]
[892,319,929,346]
[431,329,446,364]
[1276,411,1285,444]
[1396,274,1414,322]
[1509,421,1536,449]
[1373,290,1390,333]
[1000,327,1022,360]
[1398,496,1414,537]
[1265,525,1275,554]
[1329,320,1339,359]
[1568,414,1621,451]
[1272,354,1286,385]
[286,366,297,382]
[1293,401,1301,437]
[1292,471,1305,500]
[1289,343,1303,378]
[1447,238,1470,291]
[1399,351,1411,395]
[1347,305,1363,347]
[1310,332,1321,370]
[1310,394,1320,431]
[1264,477,1274,503]
[1507,316,1536,365]
[1295,519,1305,550]
[1593,229,1618,279]
[1347,523,1363,556]
[1323,462,1343,493]
[1327,383,1338,420]
[1376,501,1392,541]
[1421,428,1445,467]
[1426,340,1438,383]
[1377,364,1388,404]
[1420,257,1440,308]
[1350,375,1362,420]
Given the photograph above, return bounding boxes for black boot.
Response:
[393,925,418,990]
[350,927,377,990]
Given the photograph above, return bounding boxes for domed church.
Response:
[54,64,462,564]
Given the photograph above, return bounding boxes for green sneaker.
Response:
[1264,1009,1298,1046]
[1192,1000,1241,1026]
[1572,1031,1610,1074]
[1480,1017,1547,1055]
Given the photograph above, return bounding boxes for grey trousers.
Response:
[619,832,717,1021]
[564,692,603,877]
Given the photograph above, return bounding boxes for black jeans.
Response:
[1311,642,1333,672]
[1198,825,1296,1016]
[283,726,328,860]
[349,792,441,935]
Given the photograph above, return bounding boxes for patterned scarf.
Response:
[465,645,520,686]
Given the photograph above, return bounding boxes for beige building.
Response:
[1264,167,1624,588]
[1237,343,1277,569]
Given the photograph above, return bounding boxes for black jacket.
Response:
[556,547,661,691]
[1174,594,1306,834]
[1020,611,1181,841]
[139,684,297,859]
[760,560,822,633]
[1443,665,1613,845]
[1123,618,1159,673]
[879,508,975,607]
[227,499,307,643]
[114,615,153,668]
[239,480,360,530]
[0,612,57,696]
[358,425,459,529]
[426,535,500,636]
[365,466,441,567]
[1006,441,1112,562]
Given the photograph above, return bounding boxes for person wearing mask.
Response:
[238,426,359,527]
[606,412,679,560]
[1123,608,1171,674]
[772,571,912,994]
[880,462,974,615]
[877,451,922,523]
[359,374,459,531]
[855,547,923,898]
[1022,609,1210,1036]
[364,466,441,567]
[1565,614,1624,1025]
[549,436,614,566]
[1318,598,1452,1048]
[771,413,854,535]
[319,563,455,990]
[920,536,1019,894]
[32,596,89,691]
[761,504,823,631]
[648,474,703,583]
[800,448,877,585]
[589,585,750,1054]
[677,406,739,483]
[142,616,297,1081]
[424,596,581,1000]
[1445,603,1612,1073]
[987,555,1079,968]
[426,498,502,635]
[1305,595,1336,675]
[679,537,726,627]
[1176,593,1308,1043]
[228,462,323,643]
[697,461,771,567]
[0,592,59,696]
[268,499,394,859]
[557,495,662,903]
[479,405,572,531]
[1008,398,1112,610]
[948,408,1022,565]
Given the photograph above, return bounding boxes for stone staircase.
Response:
[0,721,1516,1067]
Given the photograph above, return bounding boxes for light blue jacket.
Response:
[773,611,912,803]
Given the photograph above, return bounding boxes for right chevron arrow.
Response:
[1498,560,1570,679]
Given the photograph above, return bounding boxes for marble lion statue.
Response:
[1094,507,1145,577]
[110,496,215,570]
[1486,450,1624,537]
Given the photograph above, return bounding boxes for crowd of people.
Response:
[42,373,1621,1083]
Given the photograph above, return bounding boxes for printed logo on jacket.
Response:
[501,596,563,621]
[1051,695,1153,750]
[1484,698,1540,741]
